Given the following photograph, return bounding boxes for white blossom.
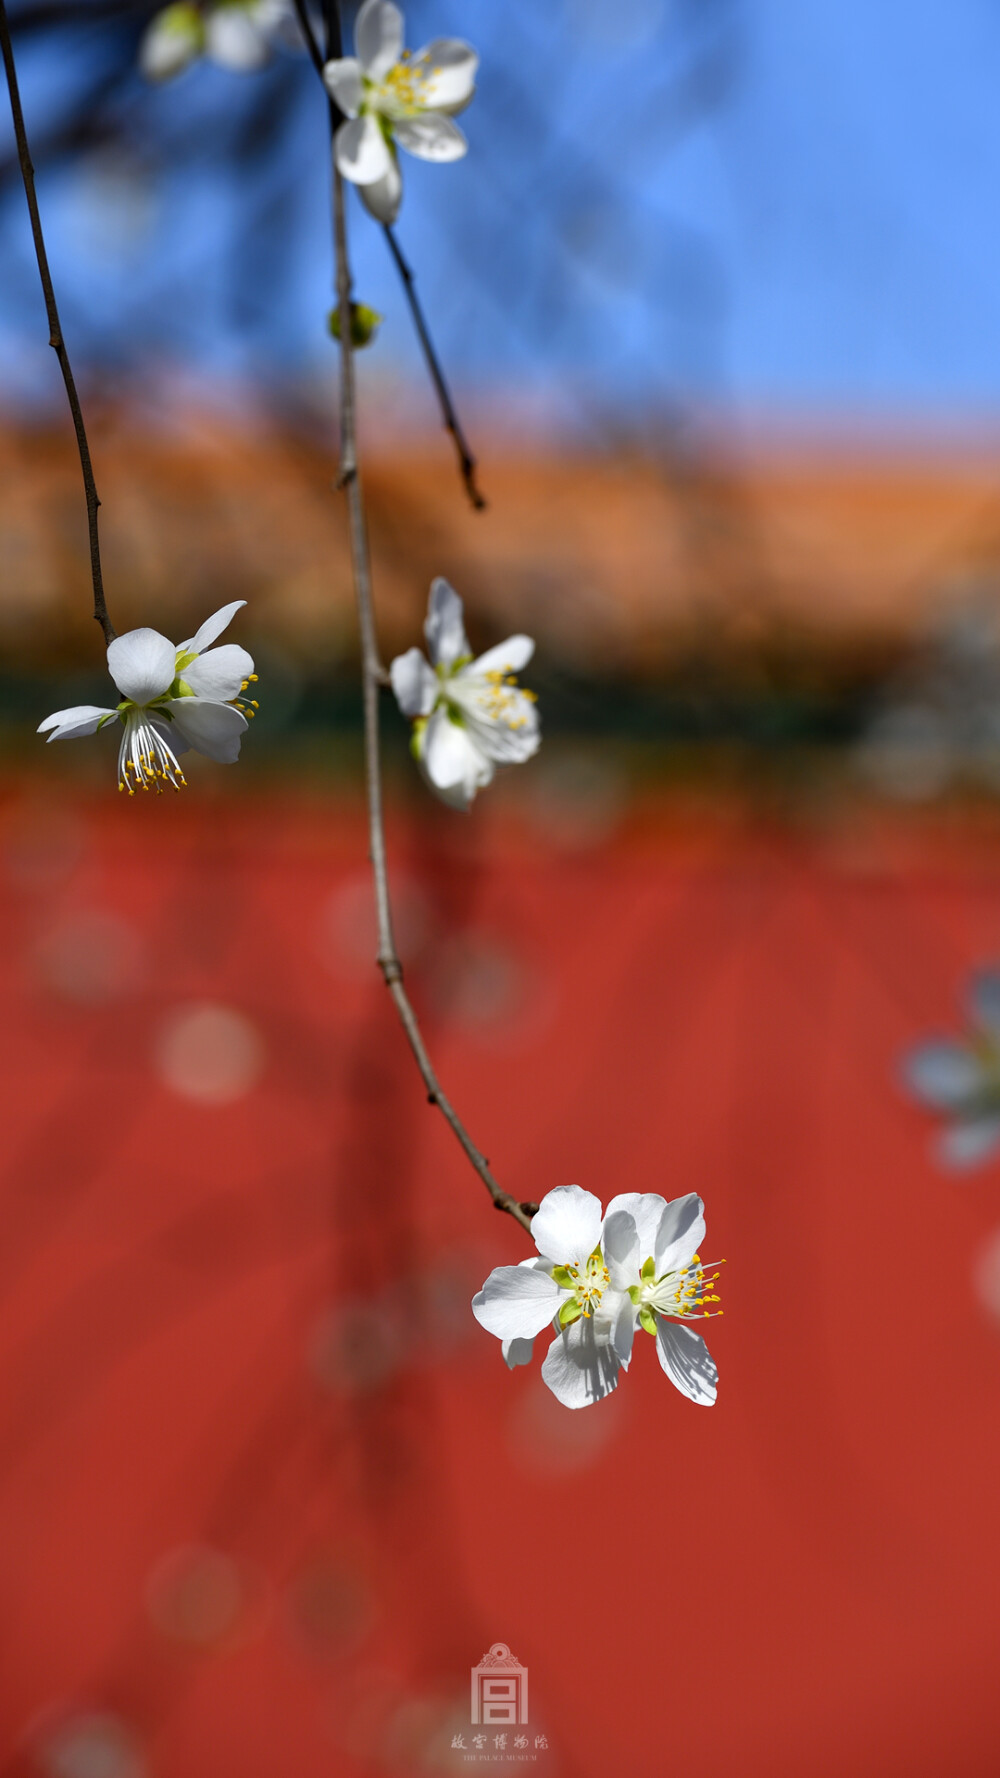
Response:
[139,0,299,82]
[323,0,477,223]
[902,966,1000,1167]
[473,1186,632,1410]
[390,578,539,810]
[473,1185,722,1410]
[38,601,257,794]
[601,1192,721,1405]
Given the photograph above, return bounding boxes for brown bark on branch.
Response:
[319,0,529,1233]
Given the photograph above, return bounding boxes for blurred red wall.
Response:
[0,778,999,1777]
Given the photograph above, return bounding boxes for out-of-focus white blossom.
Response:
[140,0,299,82]
[323,0,476,222]
[902,967,1000,1168]
[858,596,1000,804]
[390,578,539,810]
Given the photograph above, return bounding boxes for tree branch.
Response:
[382,223,485,510]
[290,0,324,76]
[294,0,485,511]
[0,0,115,644]
[320,0,531,1235]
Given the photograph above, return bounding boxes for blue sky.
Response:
[3,0,1000,429]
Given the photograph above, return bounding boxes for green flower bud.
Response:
[139,2,205,80]
[327,302,384,349]
[160,1,204,40]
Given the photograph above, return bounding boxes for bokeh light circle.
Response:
[154,1001,264,1104]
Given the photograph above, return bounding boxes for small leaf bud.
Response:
[327,303,384,349]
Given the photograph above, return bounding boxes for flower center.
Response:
[552,1249,611,1324]
[437,662,537,731]
[373,50,438,117]
[476,669,536,729]
[117,708,186,796]
[632,1253,725,1328]
[968,1036,1000,1099]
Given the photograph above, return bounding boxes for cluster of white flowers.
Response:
[140,0,300,82]
[39,2,727,1415]
[38,601,257,793]
[129,3,510,809]
[902,966,1000,1168]
[473,1185,723,1410]
[140,0,477,232]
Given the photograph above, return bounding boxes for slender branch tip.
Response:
[0,0,114,645]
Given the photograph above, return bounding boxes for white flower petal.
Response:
[358,158,403,222]
[38,705,119,741]
[335,113,392,185]
[502,1336,535,1369]
[393,113,467,163]
[183,644,254,703]
[355,0,403,79]
[163,698,248,763]
[472,1265,562,1342]
[107,628,176,704]
[457,688,540,766]
[322,55,363,116]
[255,0,303,51]
[151,715,190,757]
[249,0,293,26]
[969,967,1000,1037]
[469,635,535,678]
[655,1320,717,1405]
[418,773,483,812]
[530,1184,604,1268]
[601,1209,640,1292]
[424,577,471,667]
[654,1192,706,1276]
[205,5,271,70]
[182,599,246,656]
[139,4,203,80]
[901,1040,985,1109]
[604,1191,667,1264]
[412,39,478,113]
[390,647,437,718]
[450,649,540,766]
[422,709,491,807]
[937,1115,1000,1170]
[541,1318,621,1410]
[417,763,479,811]
[609,1291,636,1368]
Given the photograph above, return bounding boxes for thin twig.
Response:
[295,0,485,510]
[382,224,485,510]
[0,0,115,644]
[320,0,531,1235]
[290,0,324,76]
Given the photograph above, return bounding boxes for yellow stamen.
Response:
[638,1253,726,1323]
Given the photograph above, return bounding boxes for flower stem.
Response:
[0,0,115,645]
[292,0,485,510]
[321,0,531,1235]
